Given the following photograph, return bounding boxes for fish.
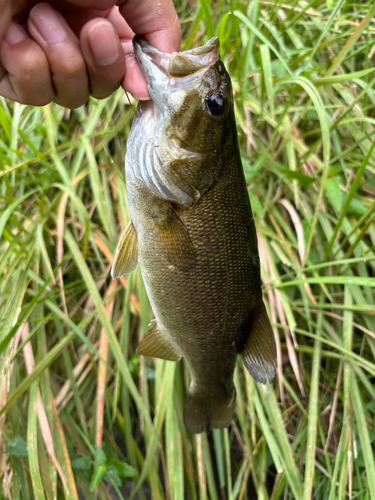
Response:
[112,36,277,434]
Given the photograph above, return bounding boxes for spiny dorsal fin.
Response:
[136,322,181,361]
[111,221,138,278]
[241,301,277,384]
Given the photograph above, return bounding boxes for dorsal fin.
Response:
[241,301,277,384]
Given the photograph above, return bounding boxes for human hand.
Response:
[0,1,181,108]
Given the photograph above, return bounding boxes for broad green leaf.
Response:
[6,436,28,457]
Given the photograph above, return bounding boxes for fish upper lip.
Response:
[132,35,220,78]
[132,36,170,73]
[133,35,163,54]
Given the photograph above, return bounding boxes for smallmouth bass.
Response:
[112,36,277,433]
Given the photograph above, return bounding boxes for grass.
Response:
[1,0,375,498]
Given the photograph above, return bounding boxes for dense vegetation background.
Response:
[1,0,375,498]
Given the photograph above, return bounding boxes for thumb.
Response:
[118,0,181,54]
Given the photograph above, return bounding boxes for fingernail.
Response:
[3,23,26,45]
[88,22,119,66]
[30,4,67,44]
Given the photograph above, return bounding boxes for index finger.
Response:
[118,0,181,53]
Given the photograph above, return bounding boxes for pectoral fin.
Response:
[111,221,138,278]
[156,205,197,272]
[241,301,277,384]
[136,322,181,361]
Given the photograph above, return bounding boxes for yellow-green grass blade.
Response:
[27,382,46,499]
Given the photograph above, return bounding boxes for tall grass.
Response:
[1,1,375,498]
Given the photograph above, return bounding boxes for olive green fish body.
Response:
[112,37,277,433]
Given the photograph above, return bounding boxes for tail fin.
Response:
[183,387,236,434]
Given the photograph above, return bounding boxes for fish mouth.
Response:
[133,35,220,109]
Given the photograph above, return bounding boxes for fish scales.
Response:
[112,36,277,433]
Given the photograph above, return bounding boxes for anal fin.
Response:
[136,322,181,361]
[111,221,138,278]
[241,301,277,384]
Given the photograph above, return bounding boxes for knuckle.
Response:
[2,41,54,105]
[14,58,53,105]
[16,48,47,79]
[56,54,85,79]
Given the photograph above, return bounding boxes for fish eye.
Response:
[206,91,225,116]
